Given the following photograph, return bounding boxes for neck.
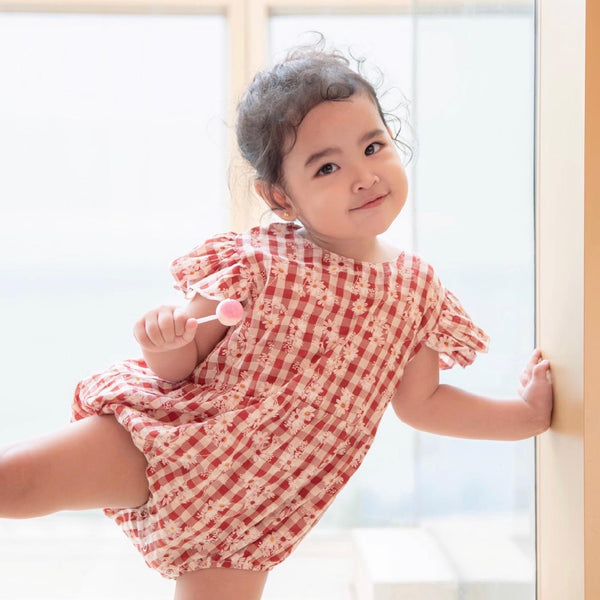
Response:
[298,228,399,263]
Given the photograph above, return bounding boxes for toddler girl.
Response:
[0,46,553,600]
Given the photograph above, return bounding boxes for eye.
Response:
[316,163,339,177]
[365,142,384,156]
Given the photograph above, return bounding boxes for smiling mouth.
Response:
[351,194,387,211]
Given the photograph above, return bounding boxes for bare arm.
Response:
[133,293,229,382]
[392,346,553,441]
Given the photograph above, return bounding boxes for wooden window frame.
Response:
[536,0,599,599]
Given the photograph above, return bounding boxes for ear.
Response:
[253,180,298,221]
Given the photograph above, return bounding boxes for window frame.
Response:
[536,0,599,599]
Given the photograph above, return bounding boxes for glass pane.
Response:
[0,13,227,598]
[0,12,228,439]
[269,8,535,599]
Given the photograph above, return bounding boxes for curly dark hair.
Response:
[236,44,402,198]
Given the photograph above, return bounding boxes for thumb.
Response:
[182,318,198,341]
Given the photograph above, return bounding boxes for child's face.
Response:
[274,92,408,258]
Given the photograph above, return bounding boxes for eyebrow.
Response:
[303,128,386,169]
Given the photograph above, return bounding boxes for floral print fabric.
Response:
[72,223,488,578]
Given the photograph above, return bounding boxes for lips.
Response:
[351,193,388,211]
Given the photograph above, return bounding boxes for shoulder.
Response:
[396,252,439,284]
[177,225,285,265]
[237,223,295,253]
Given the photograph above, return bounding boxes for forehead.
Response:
[288,93,386,155]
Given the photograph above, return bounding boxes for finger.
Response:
[533,360,551,382]
[527,349,542,369]
[538,360,552,383]
[145,311,166,347]
[520,349,543,383]
[172,308,189,338]
[157,307,176,344]
[181,318,198,343]
[133,318,152,347]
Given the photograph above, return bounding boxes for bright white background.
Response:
[0,14,228,443]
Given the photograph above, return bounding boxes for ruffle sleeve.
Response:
[417,263,489,370]
[169,232,253,302]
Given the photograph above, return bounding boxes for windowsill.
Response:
[0,514,533,599]
[351,517,534,600]
[265,515,534,600]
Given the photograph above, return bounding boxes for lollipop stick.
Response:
[195,314,218,324]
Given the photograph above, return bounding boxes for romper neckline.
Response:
[274,223,406,270]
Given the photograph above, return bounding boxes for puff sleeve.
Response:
[170,232,254,302]
[419,264,489,370]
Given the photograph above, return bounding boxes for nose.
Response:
[351,167,379,194]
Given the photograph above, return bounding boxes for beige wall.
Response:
[537,0,599,598]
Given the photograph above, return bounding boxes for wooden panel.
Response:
[266,0,530,14]
[0,0,532,11]
[584,1,600,598]
[536,0,586,599]
[0,0,233,12]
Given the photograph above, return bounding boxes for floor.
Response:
[0,512,355,600]
[0,511,534,600]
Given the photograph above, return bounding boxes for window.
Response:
[0,12,228,441]
[0,2,556,599]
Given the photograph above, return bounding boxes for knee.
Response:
[0,443,39,518]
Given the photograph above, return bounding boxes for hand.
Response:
[133,305,198,353]
[518,349,554,434]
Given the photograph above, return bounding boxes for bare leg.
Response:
[0,415,149,518]
[174,568,269,600]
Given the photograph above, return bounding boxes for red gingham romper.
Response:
[72,222,489,579]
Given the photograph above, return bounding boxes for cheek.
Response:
[391,163,409,193]
[289,177,335,206]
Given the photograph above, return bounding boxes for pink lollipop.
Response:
[195,299,244,327]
